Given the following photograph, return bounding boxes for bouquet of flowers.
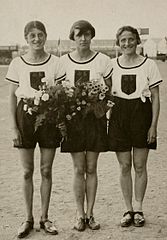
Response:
[71,79,115,119]
[23,78,80,137]
[23,78,115,139]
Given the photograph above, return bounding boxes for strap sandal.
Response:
[86,216,100,230]
[120,211,134,227]
[17,219,34,238]
[39,219,58,235]
[133,211,145,227]
[73,217,86,231]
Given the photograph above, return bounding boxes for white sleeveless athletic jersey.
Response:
[6,54,66,98]
[59,52,113,86]
[111,57,162,100]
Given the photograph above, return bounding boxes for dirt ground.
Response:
[0,61,167,240]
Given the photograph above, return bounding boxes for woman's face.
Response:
[26,28,46,50]
[73,29,92,50]
[118,31,137,55]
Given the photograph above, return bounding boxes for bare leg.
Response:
[19,148,34,221]
[116,151,133,212]
[71,152,86,219]
[40,148,56,220]
[85,151,99,218]
[133,148,149,211]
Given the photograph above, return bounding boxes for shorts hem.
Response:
[14,144,60,149]
[39,145,60,149]
[108,148,131,152]
[61,148,108,153]
[14,146,35,149]
[108,145,157,152]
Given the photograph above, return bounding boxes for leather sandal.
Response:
[39,219,58,235]
[120,211,134,227]
[133,211,145,227]
[17,219,34,238]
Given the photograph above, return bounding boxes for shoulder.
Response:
[8,56,23,71]
[145,57,156,65]
[95,52,112,66]
[97,52,110,60]
[60,53,68,59]
[9,56,21,65]
[59,53,69,63]
[109,57,117,70]
[110,57,117,63]
[144,58,159,70]
[48,54,59,63]
[50,54,59,60]
[50,54,57,58]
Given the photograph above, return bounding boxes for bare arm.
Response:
[9,84,22,146]
[104,76,114,119]
[147,86,160,144]
[9,84,18,129]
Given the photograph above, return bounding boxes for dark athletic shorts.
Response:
[108,97,157,152]
[15,100,61,148]
[61,112,108,153]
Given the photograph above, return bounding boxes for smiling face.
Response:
[118,31,138,55]
[26,28,47,50]
[73,28,92,50]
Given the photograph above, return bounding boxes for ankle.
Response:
[86,212,93,219]
[41,215,48,222]
[134,200,142,212]
[126,208,133,212]
[76,211,85,219]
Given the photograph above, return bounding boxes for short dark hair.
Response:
[116,26,141,46]
[24,21,47,39]
[69,20,95,41]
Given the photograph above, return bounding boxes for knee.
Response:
[23,169,33,180]
[120,163,131,176]
[74,166,85,177]
[41,168,52,180]
[134,164,146,176]
[86,166,96,175]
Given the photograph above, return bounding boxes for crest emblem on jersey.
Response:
[121,74,136,95]
[30,72,45,90]
[74,70,90,86]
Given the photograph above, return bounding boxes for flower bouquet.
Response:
[23,78,115,139]
[60,80,85,131]
[23,78,80,137]
[72,79,115,119]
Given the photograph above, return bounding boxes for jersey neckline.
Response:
[68,52,99,64]
[20,54,51,66]
[117,56,148,69]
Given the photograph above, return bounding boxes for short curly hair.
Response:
[69,20,95,41]
[24,20,47,39]
[116,26,141,46]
